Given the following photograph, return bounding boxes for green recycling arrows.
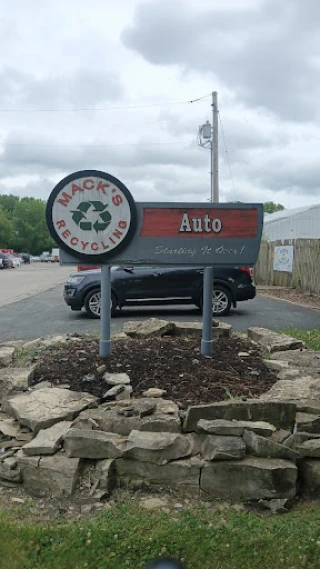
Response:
[71,201,112,232]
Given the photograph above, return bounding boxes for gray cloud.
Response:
[122,0,320,119]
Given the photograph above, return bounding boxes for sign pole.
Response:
[99,265,111,357]
[201,91,219,357]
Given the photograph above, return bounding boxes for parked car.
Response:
[0,252,12,269]
[7,254,21,268]
[20,253,31,264]
[63,265,256,318]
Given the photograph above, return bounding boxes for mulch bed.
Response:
[258,288,320,311]
[31,336,277,408]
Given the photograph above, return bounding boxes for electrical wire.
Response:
[0,140,193,148]
[218,111,236,196]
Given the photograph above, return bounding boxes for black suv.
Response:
[63,266,256,318]
[0,252,12,269]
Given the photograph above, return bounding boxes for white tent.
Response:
[263,204,320,241]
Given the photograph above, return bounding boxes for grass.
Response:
[278,329,320,351]
[1,501,320,569]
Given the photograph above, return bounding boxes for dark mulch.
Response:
[31,336,277,408]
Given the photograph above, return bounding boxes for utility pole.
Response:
[198,91,219,357]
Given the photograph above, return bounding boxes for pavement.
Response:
[0,276,319,342]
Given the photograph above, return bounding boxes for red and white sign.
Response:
[47,171,136,261]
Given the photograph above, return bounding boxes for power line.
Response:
[218,111,236,196]
[0,140,193,148]
[0,95,210,113]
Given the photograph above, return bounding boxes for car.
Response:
[6,254,21,268]
[0,252,12,269]
[63,265,256,318]
[20,253,32,264]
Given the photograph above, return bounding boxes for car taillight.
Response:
[240,267,252,278]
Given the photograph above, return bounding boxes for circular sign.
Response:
[46,170,137,262]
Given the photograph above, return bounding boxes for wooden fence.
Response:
[253,239,320,295]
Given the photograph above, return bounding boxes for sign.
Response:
[46,170,137,263]
[58,203,264,267]
[273,245,294,272]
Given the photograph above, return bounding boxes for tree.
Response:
[0,205,14,248]
[263,202,285,214]
[11,197,56,254]
[0,194,19,220]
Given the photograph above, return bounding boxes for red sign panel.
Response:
[140,208,258,239]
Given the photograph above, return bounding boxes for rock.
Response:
[97,365,107,374]
[263,360,290,372]
[201,436,246,460]
[0,457,21,482]
[200,457,297,499]
[0,346,15,368]
[243,430,299,460]
[103,372,131,386]
[296,412,320,433]
[238,352,250,357]
[258,498,292,514]
[247,328,305,353]
[300,459,320,495]
[22,421,72,455]
[272,430,291,444]
[40,335,69,347]
[32,381,52,390]
[236,421,276,437]
[94,459,116,493]
[102,385,132,401]
[73,399,180,435]
[142,388,167,398]
[278,369,302,380]
[296,401,320,414]
[124,430,192,465]
[21,338,42,349]
[271,350,320,369]
[64,428,127,459]
[2,388,98,432]
[183,401,296,432]
[82,373,95,383]
[17,450,80,497]
[140,497,168,510]
[0,418,23,438]
[260,378,320,402]
[170,321,231,338]
[198,419,244,436]
[111,332,129,341]
[116,457,202,491]
[123,319,176,339]
[0,367,36,397]
[297,439,320,457]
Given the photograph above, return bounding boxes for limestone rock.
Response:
[263,360,290,372]
[0,457,21,482]
[258,498,292,514]
[296,412,320,434]
[142,388,167,398]
[247,328,305,353]
[260,378,320,402]
[297,439,320,458]
[72,399,180,435]
[0,418,24,438]
[103,372,131,386]
[95,459,116,492]
[0,346,15,368]
[197,419,244,436]
[140,497,169,510]
[300,459,320,495]
[278,369,304,380]
[201,435,246,461]
[271,350,320,369]
[243,430,299,460]
[0,367,36,397]
[17,450,80,497]
[2,388,98,432]
[183,401,296,432]
[170,321,231,339]
[22,421,72,455]
[124,430,192,465]
[111,332,129,341]
[64,428,127,459]
[116,457,202,491]
[103,384,132,401]
[236,421,276,437]
[123,319,175,338]
[200,457,297,499]
[272,430,291,444]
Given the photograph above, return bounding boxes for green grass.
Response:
[278,329,320,351]
[2,501,320,569]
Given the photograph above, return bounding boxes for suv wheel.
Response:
[84,289,118,318]
[200,285,232,316]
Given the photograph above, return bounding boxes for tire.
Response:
[200,285,232,316]
[84,289,118,318]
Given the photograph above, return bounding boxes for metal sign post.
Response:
[100,265,111,357]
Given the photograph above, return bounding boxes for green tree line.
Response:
[0,194,56,254]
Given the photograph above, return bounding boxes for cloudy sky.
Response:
[0,0,319,208]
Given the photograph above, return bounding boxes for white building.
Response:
[263,204,320,241]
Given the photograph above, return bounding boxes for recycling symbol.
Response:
[71,201,112,232]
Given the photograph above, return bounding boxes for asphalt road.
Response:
[0,283,319,343]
